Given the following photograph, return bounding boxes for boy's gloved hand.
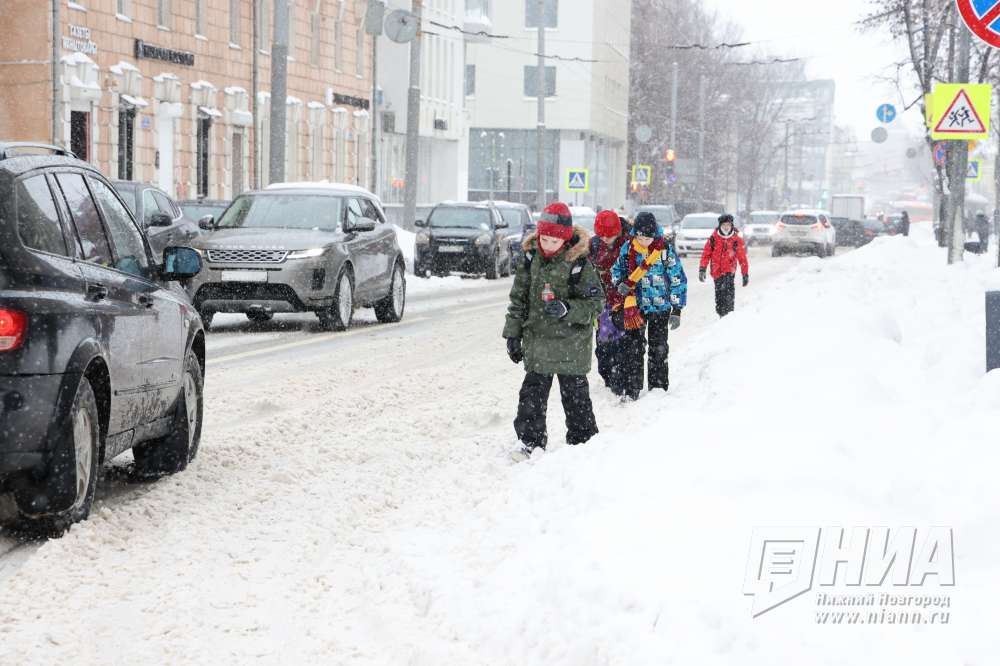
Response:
[506,337,523,364]
[742,273,750,287]
[544,300,570,319]
[698,268,707,283]
[669,309,681,330]
[616,282,631,296]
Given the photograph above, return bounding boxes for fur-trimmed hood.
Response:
[521,226,592,262]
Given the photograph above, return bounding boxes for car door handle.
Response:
[86,283,108,302]
[138,294,155,309]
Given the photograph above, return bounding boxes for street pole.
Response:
[51,0,60,147]
[370,33,379,194]
[948,21,972,265]
[506,159,513,201]
[697,74,705,210]
[251,0,259,188]
[268,0,289,185]
[670,62,678,150]
[535,0,546,210]
[783,121,790,206]
[402,0,423,227]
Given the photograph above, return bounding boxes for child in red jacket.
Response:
[698,214,749,317]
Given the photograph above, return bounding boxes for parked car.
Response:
[745,210,780,245]
[636,204,679,237]
[180,198,230,225]
[494,201,534,269]
[858,218,888,246]
[414,201,512,279]
[772,209,837,257]
[674,212,720,257]
[111,180,201,260]
[189,183,406,331]
[830,216,865,247]
[0,142,205,534]
[569,206,598,233]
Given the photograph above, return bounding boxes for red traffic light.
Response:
[665,148,676,162]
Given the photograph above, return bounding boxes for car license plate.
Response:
[789,229,806,236]
[438,245,465,253]
[221,270,268,283]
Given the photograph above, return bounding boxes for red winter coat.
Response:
[699,229,749,280]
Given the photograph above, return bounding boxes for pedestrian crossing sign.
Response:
[566,169,589,193]
[631,164,652,186]
[968,159,983,182]
[931,83,991,140]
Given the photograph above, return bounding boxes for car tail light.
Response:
[775,221,786,231]
[0,308,27,352]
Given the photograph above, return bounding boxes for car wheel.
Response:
[375,261,406,324]
[485,250,500,280]
[14,378,101,536]
[771,246,782,258]
[501,252,512,278]
[318,268,355,331]
[198,309,214,332]
[132,350,204,479]
[828,243,836,257]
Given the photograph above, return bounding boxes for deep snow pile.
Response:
[368,227,1000,664]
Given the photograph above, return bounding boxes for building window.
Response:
[117,106,136,180]
[525,0,557,28]
[523,65,556,97]
[116,0,129,17]
[197,116,212,198]
[381,111,395,134]
[310,124,324,180]
[334,14,343,70]
[70,111,90,162]
[158,0,172,29]
[334,112,346,181]
[194,0,205,34]
[258,0,272,53]
[310,2,321,65]
[232,130,245,194]
[355,26,364,76]
[230,0,241,44]
[465,64,475,96]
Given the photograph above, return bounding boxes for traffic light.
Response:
[665,148,676,179]
[665,148,676,162]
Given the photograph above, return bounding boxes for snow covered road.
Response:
[11,242,992,666]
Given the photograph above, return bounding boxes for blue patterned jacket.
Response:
[611,227,688,314]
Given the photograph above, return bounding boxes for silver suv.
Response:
[189,183,406,331]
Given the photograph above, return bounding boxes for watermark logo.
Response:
[744,527,955,619]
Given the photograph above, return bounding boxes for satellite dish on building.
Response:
[385,9,419,44]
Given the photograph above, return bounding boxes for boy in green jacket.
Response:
[503,202,606,458]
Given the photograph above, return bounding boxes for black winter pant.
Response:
[595,333,627,396]
[514,372,598,449]
[978,230,990,253]
[714,273,736,318]
[622,312,671,399]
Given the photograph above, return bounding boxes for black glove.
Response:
[616,282,631,296]
[669,313,681,330]
[544,300,569,319]
[506,337,523,364]
[742,273,750,287]
[698,268,707,283]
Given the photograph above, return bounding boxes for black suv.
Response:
[413,202,512,279]
[0,143,205,535]
[111,180,201,261]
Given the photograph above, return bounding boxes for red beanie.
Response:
[537,202,574,241]
[594,210,622,237]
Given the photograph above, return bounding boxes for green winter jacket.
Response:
[502,227,605,376]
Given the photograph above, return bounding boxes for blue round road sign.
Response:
[876,103,897,124]
[933,142,947,167]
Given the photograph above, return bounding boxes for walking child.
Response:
[698,214,749,318]
[503,202,606,458]
[589,210,630,395]
[612,212,687,401]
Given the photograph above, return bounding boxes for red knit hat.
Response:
[594,210,622,238]
[537,202,574,241]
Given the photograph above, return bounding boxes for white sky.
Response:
[702,0,920,136]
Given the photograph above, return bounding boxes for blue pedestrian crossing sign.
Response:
[967,159,982,182]
[876,103,897,124]
[566,169,590,193]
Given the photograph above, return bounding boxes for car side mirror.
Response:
[198,215,216,231]
[347,218,377,233]
[149,212,173,228]
[495,220,508,230]
[414,219,427,228]
[161,246,203,280]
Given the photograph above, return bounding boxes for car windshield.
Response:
[751,213,779,225]
[429,207,492,230]
[216,194,343,231]
[639,207,671,224]
[499,208,524,234]
[184,204,227,221]
[573,213,596,231]
[781,214,818,226]
[682,216,717,229]
[864,219,884,231]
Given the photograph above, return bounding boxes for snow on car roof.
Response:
[265,181,379,200]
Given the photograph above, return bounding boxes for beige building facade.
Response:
[0,0,373,200]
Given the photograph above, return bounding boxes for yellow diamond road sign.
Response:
[931,83,991,141]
